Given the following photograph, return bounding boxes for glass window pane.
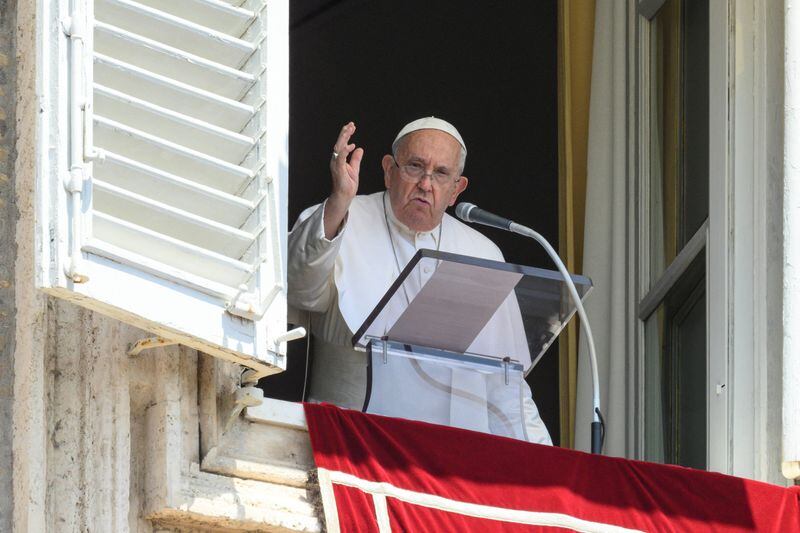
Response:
[643,256,706,468]
[675,288,706,469]
[648,0,709,286]
[681,0,709,240]
[644,307,667,463]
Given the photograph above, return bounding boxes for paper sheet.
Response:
[387,261,523,353]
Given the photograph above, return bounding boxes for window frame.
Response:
[633,0,778,479]
[633,0,728,471]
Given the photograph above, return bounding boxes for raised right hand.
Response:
[329,122,363,203]
[324,122,364,239]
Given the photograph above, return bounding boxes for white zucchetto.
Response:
[392,116,467,155]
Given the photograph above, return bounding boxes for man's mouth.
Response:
[410,197,430,206]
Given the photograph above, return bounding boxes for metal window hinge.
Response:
[61,16,86,41]
[62,167,90,283]
[225,283,284,321]
[238,328,306,385]
[62,9,92,285]
[63,265,90,284]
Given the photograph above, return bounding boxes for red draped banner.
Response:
[304,403,800,532]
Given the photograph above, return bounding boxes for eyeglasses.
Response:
[393,157,457,186]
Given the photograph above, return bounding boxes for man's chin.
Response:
[400,211,440,233]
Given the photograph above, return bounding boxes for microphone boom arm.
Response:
[455,202,602,454]
[509,222,603,454]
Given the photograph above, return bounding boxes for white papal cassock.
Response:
[288,190,552,445]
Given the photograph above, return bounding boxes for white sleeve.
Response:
[287,199,348,313]
[521,380,553,445]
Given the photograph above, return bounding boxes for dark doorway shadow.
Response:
[261,0,561,445]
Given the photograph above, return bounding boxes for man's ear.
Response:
[449,176,469,206]
[381,154,395,189]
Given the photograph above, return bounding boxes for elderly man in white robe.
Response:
[288,117,552,445]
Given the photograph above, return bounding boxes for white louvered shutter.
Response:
[37,0,290,376]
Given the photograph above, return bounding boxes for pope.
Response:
[288,117,552,445]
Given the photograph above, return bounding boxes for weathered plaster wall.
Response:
[762,0,788,486]
[0,0,17,530]
[11,0,46,528]
[45,298,136,531]
[782,0,800,481]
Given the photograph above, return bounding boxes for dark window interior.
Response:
[680,0,709,245]
[261,0,561,444]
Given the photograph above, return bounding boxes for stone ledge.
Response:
[147,463,322,533]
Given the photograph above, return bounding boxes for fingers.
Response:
[349,147,364,175]
[331,123,360,174]
[333,122,356,158]
[329,122,362,201]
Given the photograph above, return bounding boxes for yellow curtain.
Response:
[557,0,595,449]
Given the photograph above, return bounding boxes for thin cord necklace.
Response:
[383,191,443,304]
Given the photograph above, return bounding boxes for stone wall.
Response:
[11,0,47,527]
[0,1,16,530]
[763,0,788,486]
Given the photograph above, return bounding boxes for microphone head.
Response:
[455,202,476,222]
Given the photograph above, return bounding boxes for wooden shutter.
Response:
[37,0,290,376]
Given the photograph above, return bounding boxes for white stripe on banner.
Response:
[316,468,340,533]
[372,493,392,533]
[320,468,644,533]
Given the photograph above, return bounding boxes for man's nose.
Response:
[417,174,433,191]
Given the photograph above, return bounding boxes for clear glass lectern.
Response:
[352,249,592,441]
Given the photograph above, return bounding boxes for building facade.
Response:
[1,0,797,531]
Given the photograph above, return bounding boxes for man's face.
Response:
[382,130,468,232]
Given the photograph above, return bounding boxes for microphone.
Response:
[456,201,604,455]
[455,202,513,231]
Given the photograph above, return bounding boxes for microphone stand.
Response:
[508,222,603,455]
